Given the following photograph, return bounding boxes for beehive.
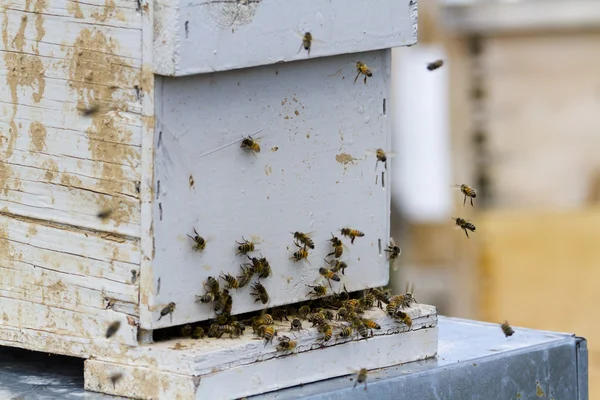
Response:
[0,0,437,398]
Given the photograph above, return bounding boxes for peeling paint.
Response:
[29,121,47,152]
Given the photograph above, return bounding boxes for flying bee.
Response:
[350,368,369,391]
[97,207,113,219]
[318,267,341,288]
[240,134,261,154]
[290,318,303,331]
[327,259,348,275]
[157,302,176,322]
[307,284,327,299]
[299,32,312,56]
[291,231,315,249]
[187,227,206,252]
[290,241,310,263]
[195,292,215,304]
[385,237,402,271]
[318,323,333,342]
[339,228,364,244]
[452,217,476,239]
[251,282,269,304]
[109,372,123,389]
[256,325,277,346]
[427,59,444,71]
[501,321,515,337]
[395,310,413,328]
[236,237,256,255]
[277,335,297,352]
[191,327,205,339]
[78,102,101,117]
[453,184,477,207]
[204,276,220,295]
[105,321,121,339]
[220,273,239,290]
[354,61,373,84]
[366,148,397,171]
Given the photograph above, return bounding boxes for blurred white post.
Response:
[391,45,452,223]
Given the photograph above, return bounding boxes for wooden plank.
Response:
[153,0,417,76]
[144,49,392,328]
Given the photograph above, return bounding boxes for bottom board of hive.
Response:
[84,303,438,399]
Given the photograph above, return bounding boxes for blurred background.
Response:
[388,0,600,397]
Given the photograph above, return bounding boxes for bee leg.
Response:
[463,195,467,206]
[354,71,361,84]
[364,76,367,84]
[470,197,474,207]
[351,236,355,244]
[364,382,368,391]
[464,228,470,239]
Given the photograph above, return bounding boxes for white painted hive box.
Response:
[0,0,435,399]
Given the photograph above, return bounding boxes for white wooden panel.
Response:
[144,50,392,328]
[153,0,417,76]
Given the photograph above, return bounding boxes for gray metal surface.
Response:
[0,317,587,400]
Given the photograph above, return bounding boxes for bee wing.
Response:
[389,237,396,247]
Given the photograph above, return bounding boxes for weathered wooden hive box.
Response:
[0,0,437,398]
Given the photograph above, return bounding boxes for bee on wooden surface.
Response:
[221,290,233,315]
[233,321,246,335]
[454,184,477,207]
[97,207,113,220]
[370,287,390,307]
[344,299,359,310]
[272,308,289,322]
[207,323,220,338]
[237,265,254,288]
[251,282,269,304]
[338,324,353,339]
[252,313,274,332]
[277,335,297,352]
[352,320,369,339]
[105,321,120,339]
[299,32,312,56]
[298,305,311,319]
[395,310,413,328]
[318,267,341,288]
[329,233,343,248]
[501,321,515,337]
[327,234,347,258]
[452,217,476,239]
[220,273,240,290]
[385,237,402,271]
[290,318,303,331]
[291,231,315,249]
[236,237,256,255]
[195,292,215,304]
[215,312,231,326]
[336,307,348,321]
[290,241,310,263]
[256,256,272,279]
[216,324,242,339]
[256,325,277,346]
[427,59,444,71]
[354,61,373,84]
[318,323,333,342]
[187,227,206,252]
[181,324,193,337]
[339,228,364,244]
[362,319,381,333]
[307,284,327,299]
[386,298,399,317]
[204,276,220,295]
[351,368,369,391]
[308,311,326,327]
[157,302,176,322]
[79,102,101,117]
[214,289,229,313]
[240,134,261,154]
[109,372,123,389]
[327,259,348,276]
[191,327,205,339]
[359,293,375,310]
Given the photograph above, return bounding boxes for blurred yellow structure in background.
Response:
[390,0,600,397]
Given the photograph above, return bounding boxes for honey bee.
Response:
[79,102,101,116]
[221,290,233,315]
[318,267,341,288]
[251,282,269,304]
[385,237,402,271]
[454,184,477,207]
[157,302,176,322]
[191,326,205,339]
[308,311,326,327]
[336,307,348,321]
[339,228,364,244]
[237,265,254,288]
[187,227,206,252]
[327,233,346,258]
[328,260,348,275]
[207,323,220,338]
[352,368,368,391]
[370,287,390,308]
[97,207,113,219]
[204,276,220,295]
[452,217,476,238]
[214,289,229,312]
[181,324,193,337]
[501,321,515,337]
[359,293,375,310]
[256,256,272,279]
[290,241,310,263]
[220,273,240,290]
[318,323,333,342]
[395,310,413,328]
[386,297,399,317]
[299,32,312,56]
[240,134,261,154]
[352,320,369,339]
[195,292,215,303]
[256,325,277,346]
[105,321,121,339]
[338,325,353,339]
[216,324,242,339]
[291,231,315,249]
[344,299,359,310]
[354,61,373,84]
[362,319,381,333]
[290,318,303,331]
[307,284,327,299]
[236,237,256,255]
[427,59,444,71]
[277,335,298,352]
[109,372,123,389]
[272,308,289,322]
[298,305,311,319]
